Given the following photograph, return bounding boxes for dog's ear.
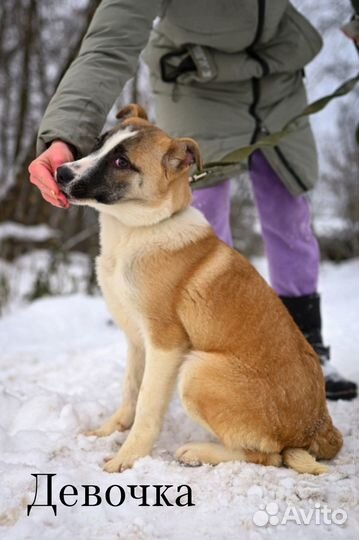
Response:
[163,138,203,173]
[116,104,148,121]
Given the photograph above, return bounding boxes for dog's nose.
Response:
[56,165,75,186]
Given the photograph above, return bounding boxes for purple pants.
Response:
[191,150,320,297]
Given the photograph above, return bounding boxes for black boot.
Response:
[280,293,357,401]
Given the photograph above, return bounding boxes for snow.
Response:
[0,258,358,539]
[0,250,92,314]
[0,223,58,243]
[313,216,354,237]
[293,0,359,143]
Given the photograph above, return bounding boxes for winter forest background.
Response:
[0,0,358,313]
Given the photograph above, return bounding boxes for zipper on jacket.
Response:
[246,0,267,144]
[272,146,308,191]
[246,0,308,191]
[248,78,262,144]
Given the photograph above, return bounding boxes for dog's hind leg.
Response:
[177,351,282,467]
[176,442,282,467]
[85,340,145,437]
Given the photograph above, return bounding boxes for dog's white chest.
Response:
[96,251,143,338]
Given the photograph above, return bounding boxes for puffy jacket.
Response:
[37,0,323,194]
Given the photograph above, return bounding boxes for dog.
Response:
[56,104,342,474]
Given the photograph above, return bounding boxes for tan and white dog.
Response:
[57,104,342,474]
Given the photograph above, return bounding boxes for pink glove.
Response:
[28,140,74,208]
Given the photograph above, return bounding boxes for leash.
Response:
[189,73,359,189]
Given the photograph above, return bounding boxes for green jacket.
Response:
[37,0,323,194]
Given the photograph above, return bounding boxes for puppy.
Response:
[57,104,342,474]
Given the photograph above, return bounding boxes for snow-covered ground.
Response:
[0,258,358,540]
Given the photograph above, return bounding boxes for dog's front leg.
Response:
[103,346,183,473]
[86,340,145,437]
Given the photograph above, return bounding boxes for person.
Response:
[29,0,357,400]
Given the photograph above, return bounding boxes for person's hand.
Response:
[28,140,74,208]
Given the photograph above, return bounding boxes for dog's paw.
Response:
[84,428,112,437]
[102,443,150,473]
[84,420,130,438]
[175,444,202,466]
[103,449,145,473]
[103,457,128,473]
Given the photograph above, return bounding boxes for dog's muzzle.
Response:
[56,165,75,188]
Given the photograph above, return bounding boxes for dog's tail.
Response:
[282,448,328,475]
[282,415,343,475]
[308,415,343,460]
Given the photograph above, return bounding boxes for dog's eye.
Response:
[114,156,130,169]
